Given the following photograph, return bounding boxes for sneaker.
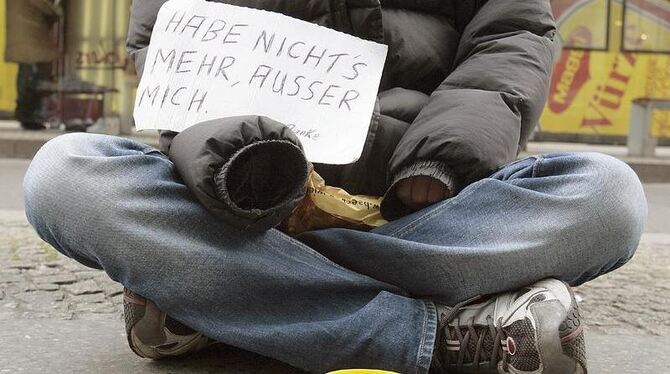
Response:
[431,278,587,373]
[123,288,212,359]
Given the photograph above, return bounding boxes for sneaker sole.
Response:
[123,288,211,359]
[560,283,588,373]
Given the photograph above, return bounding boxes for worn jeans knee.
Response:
[545,152,647,284]
[23,133,140,268]
[24,134,99,228]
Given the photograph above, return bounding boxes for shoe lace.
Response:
[433,296,510,372]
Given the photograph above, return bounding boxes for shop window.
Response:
[552,0,611,51]
[621,0,670,53]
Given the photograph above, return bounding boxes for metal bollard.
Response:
[627,99,670,158]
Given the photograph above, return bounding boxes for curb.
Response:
[0,129,159,159]
[1,129,670,183]
[623,158,670,183]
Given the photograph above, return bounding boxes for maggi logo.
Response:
[548,31,592,113]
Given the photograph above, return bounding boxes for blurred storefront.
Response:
[1,0,135,132]
[2,0,669,138]
[60,0,135,133]
[541,0,670,141]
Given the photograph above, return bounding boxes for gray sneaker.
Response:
[123,288,212,359]
[432,278,586,373]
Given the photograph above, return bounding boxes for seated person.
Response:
[23,1,646,373]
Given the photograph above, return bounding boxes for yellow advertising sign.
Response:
[541,0,670,137]
[0,0,19,113]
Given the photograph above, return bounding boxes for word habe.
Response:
[163,11,368,79]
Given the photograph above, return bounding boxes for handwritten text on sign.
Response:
[133,0,387,164]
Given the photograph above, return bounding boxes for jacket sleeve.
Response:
[381,0,558,219]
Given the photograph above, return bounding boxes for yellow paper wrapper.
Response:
[279,170,387,236]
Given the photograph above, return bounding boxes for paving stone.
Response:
[7,261,36,270]
[71,266,101,272]
[0,311,18,320]
[35,283,60,291]
[14,291,66,312]
[63,263,90,272]
[0,273,25,283]
[101,283,123,297]
[43,261,65,268]
[69,292,107,304]
[92,272,114,283]
[15,250,40,257]
[34,274,77,285]
[107,294,123,311]
[579,239,670,336]
[15,291,65,304]
[21,283,39,292]
[17,245,41,251]
[15,311,74,320]
[3,284,23,295]
[71,301,117,314]
[108,293,123,306]
[63,280,103,296]
[74,270,105,280]
[26,265,62,277]
[76,311,123,321]
[2,302,18,309]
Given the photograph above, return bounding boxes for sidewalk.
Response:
[1,208,669,373]
[0,120,159,159]
[2,319,667,373]
[522,142,670,183]
[2,119,670,182]
[2,122,670,372]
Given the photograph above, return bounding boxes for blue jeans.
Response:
[23,133,647,373]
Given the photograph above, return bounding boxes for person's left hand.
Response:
[396,176,449,211]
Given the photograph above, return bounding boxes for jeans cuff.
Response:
[415,300,437,374]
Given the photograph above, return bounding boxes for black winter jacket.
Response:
[127,0,557,230]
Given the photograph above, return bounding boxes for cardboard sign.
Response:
[133,0,387,164]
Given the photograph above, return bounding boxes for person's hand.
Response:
[396,176,449,211]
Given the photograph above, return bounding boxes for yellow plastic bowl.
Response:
[326,370,399,374]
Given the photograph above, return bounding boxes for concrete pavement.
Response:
[0,159,28,210]
[642,184,670,234]
[0,320,299,374]
[2,319,668,373]
[3,118,670,182]
[1,158,669,373]
[0,121,159,159]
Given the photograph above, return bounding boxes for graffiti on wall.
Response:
[74,43,128,70]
